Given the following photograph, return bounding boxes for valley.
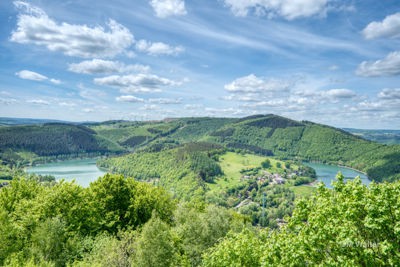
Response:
[0,114,399,266]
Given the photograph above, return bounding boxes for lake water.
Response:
[304,162,370,188]
[26,158,106,187]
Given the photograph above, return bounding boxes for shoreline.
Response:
[304,161,369,178]
[337,165,368,176]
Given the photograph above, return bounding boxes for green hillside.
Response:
[0,123,124,165]
[1,115,399,182]
[99,142,317,227]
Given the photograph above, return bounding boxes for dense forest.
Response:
[0,173,398,266]
[1,114,399,182]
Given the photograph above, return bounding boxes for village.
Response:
[240,167,306,186]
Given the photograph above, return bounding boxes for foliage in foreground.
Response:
[1,172,399,266]
[203,174,400,266]
[0,174,248,266]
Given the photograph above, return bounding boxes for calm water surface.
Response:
[304,162,370,188]
[26,158,106,187]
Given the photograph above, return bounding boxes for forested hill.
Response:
[0,114,399,181]
[0,123,124,165]
[90,115,400,182]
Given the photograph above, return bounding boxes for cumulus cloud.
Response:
[378,88,400,100]
[16,70,47,81]
[15,70,61,84]
[223,0,329,20]
[224,74,291,93]
[136,40,184,56]
[356,51,400,77]
[149,0,187,18]
[94,73,182,93]
[68,59,150,74]
[222,74,361,121]
[11,1,134,58]
[362,13,400,39]
[116,95,145,102]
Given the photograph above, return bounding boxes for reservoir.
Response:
[304,162,370,188]
[26,158,106,187]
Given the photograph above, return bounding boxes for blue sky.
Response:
[0,0,399,128]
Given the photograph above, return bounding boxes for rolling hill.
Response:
[0,114,399,182]
[0,123,124,165]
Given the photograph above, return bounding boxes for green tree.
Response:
[30,217,68,266]
[133,214,178,267]
[202,229,264,267]
[261,159,271,169]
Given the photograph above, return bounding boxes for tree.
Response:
[133,214,178,267]
[202,229,264,267]
[261,159,271,169]
[30,217,68,266]
[203,175,400,266]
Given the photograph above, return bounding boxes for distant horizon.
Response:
[1,1,399,128]
[1,114,400,131]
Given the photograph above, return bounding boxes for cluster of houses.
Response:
[241,170,302,185]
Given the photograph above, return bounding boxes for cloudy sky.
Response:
[0,0,399,128]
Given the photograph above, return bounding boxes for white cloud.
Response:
[223,0,329,20]
[378,88,400,100]
[116,95,145,102]
[68,59,150,74]
[11,1,134,58]
[50,79,61,84]
[362,13,400,39]
[94,73,182,93]
[16,70,47,81]
[148,98,182,104]
[224,74,291,93]
[356,51,400,77]
[324,88,356,99]
[58,101,76,107]
[27,99,49,105]
[223,74,361,120]
[149,0,187,18]
[16,70,61,84]
[136,40,184,56]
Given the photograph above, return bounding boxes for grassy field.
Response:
[207,152,317,199]
[208,152,289,191]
